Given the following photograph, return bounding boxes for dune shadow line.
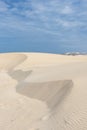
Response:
[8,70,32,82]
[16,80,73,110]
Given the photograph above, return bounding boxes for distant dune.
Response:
[0,53,87,130]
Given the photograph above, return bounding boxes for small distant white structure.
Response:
[65,52,81,56]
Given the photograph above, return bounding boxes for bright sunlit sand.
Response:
[0,52,87,130]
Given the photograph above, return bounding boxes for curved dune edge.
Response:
[0,53,27,71]
[0,53,87,130]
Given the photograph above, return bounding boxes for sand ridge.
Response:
[0,53,27,71]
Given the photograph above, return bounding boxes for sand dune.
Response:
[0,52,87,130]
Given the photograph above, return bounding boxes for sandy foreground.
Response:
[0,53,87,130]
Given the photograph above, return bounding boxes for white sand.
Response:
[0,53,87,130]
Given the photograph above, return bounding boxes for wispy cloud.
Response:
[0,0,87,41]
[0,1,9,12]
[61,6,73,14]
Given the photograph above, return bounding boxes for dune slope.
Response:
[0,53,87,130]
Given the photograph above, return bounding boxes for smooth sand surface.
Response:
[0,53,87,130]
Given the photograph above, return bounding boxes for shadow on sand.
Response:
[8,70,32,82]
[16,80,73,110]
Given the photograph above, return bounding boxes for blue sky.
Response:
[0,0,87,53]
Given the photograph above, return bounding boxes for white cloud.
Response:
[56,18,84,28]
[0,0,87,39]
[0,1,9,12]
[61,6,73,14]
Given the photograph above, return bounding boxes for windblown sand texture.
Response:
[0,53,87,130]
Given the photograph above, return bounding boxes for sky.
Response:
[0,0,87,53]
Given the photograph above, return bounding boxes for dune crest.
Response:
[0,53,27,71]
